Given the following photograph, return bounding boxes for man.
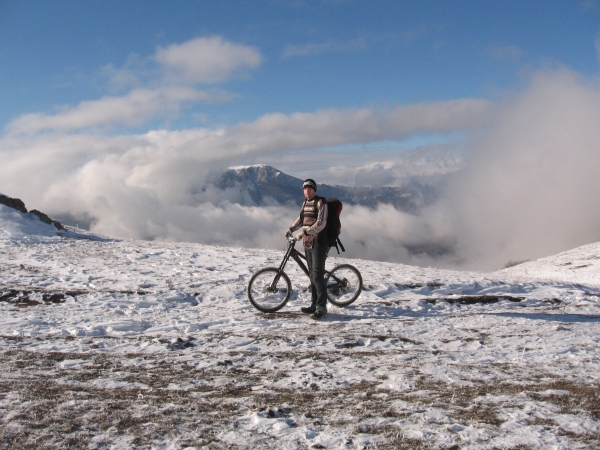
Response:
[285,179,329,320]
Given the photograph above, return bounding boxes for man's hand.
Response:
[284,229,293,238]
[294,231,304,241]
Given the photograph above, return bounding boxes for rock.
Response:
[30,209,65,231]
[0,194,27,213]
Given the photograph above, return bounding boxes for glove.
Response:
[294,231,304,241]
[284,229,293,238]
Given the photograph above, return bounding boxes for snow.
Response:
[0,206,599,448]
[499,241,600,287]
[0,204,61,239]
[229,163,269,171]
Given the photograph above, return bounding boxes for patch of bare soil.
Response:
[1,336,599,449]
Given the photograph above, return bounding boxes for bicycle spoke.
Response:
[326,264,362,307]
[247,268,291,313]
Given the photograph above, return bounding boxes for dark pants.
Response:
[305,245,328,312]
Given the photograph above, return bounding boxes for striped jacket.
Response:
[289,196,328,249]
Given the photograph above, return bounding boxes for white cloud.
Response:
[444,68,600,269]
[330,68,600,269]
[0,98,491,263]
[1,99,486,194]
[4,68,600,270]
[155,36,263,83]
[101,56,144,93]
[222,99,493,156]
[5,35,261,134]
[248,138,462,186]
[324,148,462,187]
[5,87,233,134]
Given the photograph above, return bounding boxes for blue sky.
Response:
[2,1,600,269]
[2,0,599,131]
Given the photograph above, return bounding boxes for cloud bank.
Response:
[444,69,600,269]
[2,35,600,271]
[6,87,232,134]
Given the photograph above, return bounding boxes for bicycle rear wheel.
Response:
[325,264,362,307]
[247,267,292,313]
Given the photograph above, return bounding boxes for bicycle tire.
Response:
[325,264,363,307]
[247,267,292,313]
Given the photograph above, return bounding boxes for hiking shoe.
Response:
[301,306,316,314]
[311,311,328,320]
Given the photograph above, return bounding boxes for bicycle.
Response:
[247,236,363,313]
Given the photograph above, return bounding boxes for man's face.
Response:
[303,187,316,200]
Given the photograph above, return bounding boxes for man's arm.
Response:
[288,215,302,232]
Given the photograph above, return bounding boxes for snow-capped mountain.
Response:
[1,203,599,448]
[212,164,438,212]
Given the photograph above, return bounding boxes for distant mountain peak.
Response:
[211,165,437,211]
[229,163,269,173]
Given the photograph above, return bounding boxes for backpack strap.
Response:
[330,238,345,254]
[337,238,345,252]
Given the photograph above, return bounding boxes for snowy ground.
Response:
[0,205,599,449]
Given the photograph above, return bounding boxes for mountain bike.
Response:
[247,237,362,313]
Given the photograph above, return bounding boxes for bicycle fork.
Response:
[269,241,310,291]
[268,242,294,291]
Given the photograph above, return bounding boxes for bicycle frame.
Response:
[271,238,344,290]
[278,238,310,276]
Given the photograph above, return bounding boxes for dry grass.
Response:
[503,259,531,269]
[1,338,599,449]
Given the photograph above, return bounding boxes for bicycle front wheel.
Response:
[247,268,292,313]
[326,264,363,307]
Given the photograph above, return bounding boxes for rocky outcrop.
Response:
[30,209,66,231]
[0,193,65,230]
[0,194,27,214]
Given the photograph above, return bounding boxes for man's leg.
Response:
[302,247,317,313]
[308,245,328,314]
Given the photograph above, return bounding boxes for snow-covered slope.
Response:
[0,203,108,243]
[499,241,600,287]
[0,212,599,449]
[0,204,63,240]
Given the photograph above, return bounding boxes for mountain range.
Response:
[210,164,438,212]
